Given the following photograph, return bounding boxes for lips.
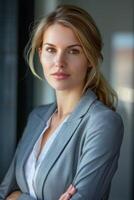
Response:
[51,72,70,80]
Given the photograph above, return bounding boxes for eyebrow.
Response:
[43,43,82,48]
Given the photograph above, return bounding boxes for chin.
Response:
[54,86,70,91]
[48,81,70,90]
[52,84,73,91]
[48,80,81,92]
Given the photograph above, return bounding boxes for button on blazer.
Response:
[0,89,124,200]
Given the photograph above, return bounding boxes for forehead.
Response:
[42,23,80,45]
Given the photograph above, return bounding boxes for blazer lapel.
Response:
[35,117,82,198]
[16,103,56,192]
[35,89,97,199]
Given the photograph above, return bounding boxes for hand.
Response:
[59,184,76,200]
[6,191,21,200]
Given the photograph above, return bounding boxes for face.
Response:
[39,23,89,92]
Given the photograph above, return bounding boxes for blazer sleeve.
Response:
[0,110,38,200]
[71,110,124,200]
[0,153,19,199]
[0,156,36,200]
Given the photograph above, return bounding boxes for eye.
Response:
[45,47,56,53]
[68,48,80,55]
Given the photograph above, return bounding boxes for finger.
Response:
[59,185,76,200]
[70,185,77,194]
[59,192,71,200]
[59,194,67,200]
[66,184,73,192]
[6,195,13,200]
[59,193,66,200]
[67,185,76,195]
[64,193,72,200]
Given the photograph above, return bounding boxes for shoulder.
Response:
[23,103,55,129]
[28,103,55,120]
[84,100,124,151]
[88,99,123,129]
[17,103,55,145]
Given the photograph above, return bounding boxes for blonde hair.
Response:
[25,4,117,110]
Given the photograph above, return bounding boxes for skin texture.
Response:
[59,185,77,200]
[6,191,21,200]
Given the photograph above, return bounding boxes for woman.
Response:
[0,4,124,200]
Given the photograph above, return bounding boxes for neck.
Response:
[55,88,83,118]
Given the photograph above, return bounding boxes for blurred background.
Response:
[0,0,133,199]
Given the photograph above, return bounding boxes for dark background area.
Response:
[17,0,34,141]
[0,0,34,180]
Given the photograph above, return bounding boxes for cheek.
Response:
[73,60,88,75]
[42,65,50,77]
[40,56,54,71]
[42,57,50,64]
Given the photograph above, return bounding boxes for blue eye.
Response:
[69,49,80,54]
[46,47,56,53]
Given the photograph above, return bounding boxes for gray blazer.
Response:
[0,89,124,200]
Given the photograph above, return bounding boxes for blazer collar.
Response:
[67,89,97,121]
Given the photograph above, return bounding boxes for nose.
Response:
[54,51,66,68]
